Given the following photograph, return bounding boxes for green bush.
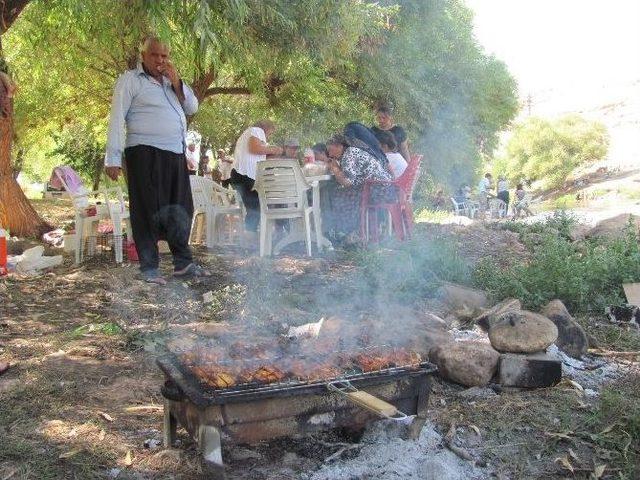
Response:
[475,219,640,312]
[345,238,470,304]
[499,115,609,189]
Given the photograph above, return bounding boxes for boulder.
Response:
[429,341,500,387]
[587,213,640,240]
[541,299,588,358]
[475,298,522,331]
[488,311,558,353]
[568,224,591,242]
[436,283,488,315]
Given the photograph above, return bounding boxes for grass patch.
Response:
[344,237,470,305]
[69,322,123,338]
[414,208,453,223]
[617,187,640,201]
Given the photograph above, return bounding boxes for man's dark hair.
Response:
[375,100,395,115]
[312,143,328,155]
[374,130,397,152]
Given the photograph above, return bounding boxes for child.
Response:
[375,130,407,179]
[513,183,533,218]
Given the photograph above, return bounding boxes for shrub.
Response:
[500,115,609,189]
[474,219,640,312]
[346,238,470,304]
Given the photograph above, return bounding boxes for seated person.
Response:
[343,121,388,165]
[229,120,284,234]
[513,183,533,218]
[325,134,396,238]
[374,129,407,179]
[283,138,300,160]
[312,143,330,164]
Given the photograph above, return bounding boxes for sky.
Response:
[465,0,640,96]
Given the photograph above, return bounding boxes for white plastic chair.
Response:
[489,198,508,219]
[450,197,477,218]
[189,176,244,248]
[52,166,131,264]
[254,159,314,257]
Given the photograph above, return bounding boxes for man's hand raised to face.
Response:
[158,61,180,88]
[105,166,121,181]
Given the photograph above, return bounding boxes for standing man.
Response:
[104,36,210,284]
[477,173,493,217]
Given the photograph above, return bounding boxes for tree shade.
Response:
[2,0,519,235]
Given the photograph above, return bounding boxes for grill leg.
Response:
[163,399,177,447]
[406,376,431,440]
[198,425,226,479]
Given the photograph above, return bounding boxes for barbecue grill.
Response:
[158,352,435,477]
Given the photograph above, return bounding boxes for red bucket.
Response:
[124,240,139,262]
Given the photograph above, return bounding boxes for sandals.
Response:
[173,263,212,278]
[142,270,167,285]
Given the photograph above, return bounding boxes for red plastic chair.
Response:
[360,154,423,242]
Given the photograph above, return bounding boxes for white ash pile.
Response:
[306,421,489,480]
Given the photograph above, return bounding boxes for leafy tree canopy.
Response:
[495,114,609,189]
[5,0,518,197]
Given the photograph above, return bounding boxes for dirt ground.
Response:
[1,200,638,479]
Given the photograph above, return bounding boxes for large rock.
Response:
[488,311,558,353]
[436,283,488,315]
[429,341,500,387]
[475,298,522,331]
[587,214,640,240]
[541,299,589,358]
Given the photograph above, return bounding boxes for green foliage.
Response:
[500,114,609,189]
[5,0,518,193]
[357,0,519,196]
[49,123,106,190]
[475,217,640,312]
[346,238,470,304]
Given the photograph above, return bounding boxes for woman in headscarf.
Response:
[325,134,397,238]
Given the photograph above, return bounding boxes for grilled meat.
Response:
[248,366,286,384]
[191,365,236,389]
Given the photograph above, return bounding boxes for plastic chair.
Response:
[52,166,131,264]
[360,154,423,243]
[189,176,244,247]
[254,159,314,257]
[489,198,508,219]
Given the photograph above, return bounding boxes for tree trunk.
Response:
[0,83,50,237]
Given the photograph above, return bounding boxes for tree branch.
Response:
[204,86,252,97]
[1,0,31,35]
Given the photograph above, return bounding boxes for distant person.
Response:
[312,143,330,164]
[229,120,284,234]
[371,102,411,162]
[497,175,510,210]
[375,129,407,179]
[477,173,493,214]
[186,142,198,175]
[104,36,210,284]
[513,183,533,218]
[198,149,213,178]
[217,149,234,187]
[283,138,300,159]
